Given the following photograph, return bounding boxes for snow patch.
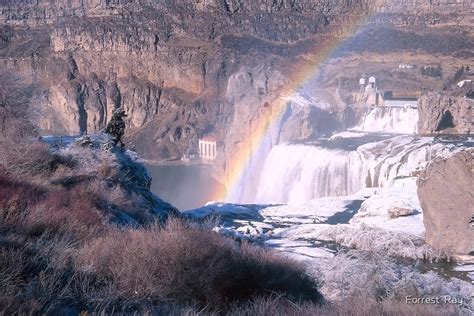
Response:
[265,239,335,261]
[350,186,424,236]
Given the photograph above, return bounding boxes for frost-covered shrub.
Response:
[57,135,118,176]
[314,251,473,314]
[226,295,460,316]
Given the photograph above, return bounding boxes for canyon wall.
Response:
[1,1,473,187]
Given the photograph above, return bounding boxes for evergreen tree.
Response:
[453,65,465,82]
[105,108,127,147]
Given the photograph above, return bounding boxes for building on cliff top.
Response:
[361,76,382,106]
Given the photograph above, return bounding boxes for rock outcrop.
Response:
[417,149,474,255]
[43,133,180,220]
[418,93,473,135]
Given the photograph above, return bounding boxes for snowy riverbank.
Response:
[184,183,474,312]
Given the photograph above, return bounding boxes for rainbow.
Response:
[212,15,370,202]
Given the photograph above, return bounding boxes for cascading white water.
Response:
[226,94,329,203]
[246,104,422,204]
[353,106,419,134]
[255,136,466,204]
[255,145,364,204]
[234,94,464,205]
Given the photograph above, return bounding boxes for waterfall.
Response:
[254,136,465,204]
[225,103,292,204]
[226,129,275,203]
[353,106,418,134]
[255,144,364,204]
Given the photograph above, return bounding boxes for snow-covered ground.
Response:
[328,130,368,140]
[185,184,427,256]
[184,181,474,292]
[280,92,332,110]
[185,185,474,312]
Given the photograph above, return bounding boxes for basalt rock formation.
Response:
[418,93,473,135]
[1,0,473,185]
[417,149,474,255]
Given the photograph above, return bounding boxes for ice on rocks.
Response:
[265,239,335,260]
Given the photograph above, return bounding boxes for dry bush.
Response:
[0,173,45,221]
[25,186,105,238]
[0,228,101,315]
[0,242,41,314]
[1,142,76,178]
[96,159,119,179]
[23,182,128,236]
[76,218,323,308]
[1,215,324,314]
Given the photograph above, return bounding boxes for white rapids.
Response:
[353,106,419,134]
[255,145,363,204]
[254,136,466,205]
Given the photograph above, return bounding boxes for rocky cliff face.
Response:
[1,1,473,188]
[0,0,362,161]
[417,149,474,255]
[418,93,473,135]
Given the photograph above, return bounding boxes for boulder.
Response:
[388,206,416,219]
[417,149,474,255]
